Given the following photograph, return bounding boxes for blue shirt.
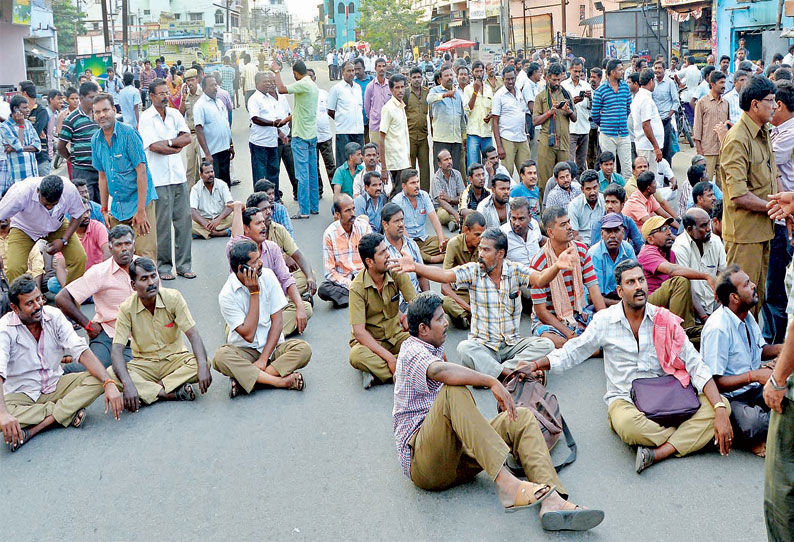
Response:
[687,181,723,207]
[272,202,294,237]
[651,76,679,117]
[590,213,643,255]
[510,184,540,221]
[587,240,636,296]
[193,93,232,156]
[392,190,434,241]
[91,121,157,221]
[66,199,105,225]
[118,85,142,126]
[598,170,625,191]
[701,305,766,397]
[355,75,373,122]
[354,192,387,233]
[592,80,632,137]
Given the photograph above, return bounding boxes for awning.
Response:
[661,0,709,8]
[579,14,603,26]
[24,42,57,61]
[163,37,206,45]
[449,20,464,27]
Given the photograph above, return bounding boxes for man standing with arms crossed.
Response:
[405,67,430,191]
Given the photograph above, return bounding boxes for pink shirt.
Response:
[623,190,661,229]
[64,256,134,337]
[80,220,109,269]
[638,244,675,294]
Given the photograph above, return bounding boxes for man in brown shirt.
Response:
[718,75,777,317]
[441,212,486,329]
[533,63,576,192]
[405,67,430,191]
[179,68,203,187]
[693,71,729,182]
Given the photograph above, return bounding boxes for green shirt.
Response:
[287,77,319,141]
[331,163,362,197]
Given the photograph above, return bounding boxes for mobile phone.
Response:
[240,264,252,274]
[579,91,586,98]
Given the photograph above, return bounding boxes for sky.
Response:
[287,0,319,22]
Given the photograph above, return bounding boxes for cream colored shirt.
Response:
[379,96,410,171]
[463,82,493,138]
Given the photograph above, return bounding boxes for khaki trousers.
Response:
[410,138,431,193]
[101,351,198,405]
[4,372,103,427]
[537,144,569,197]
[414,236,442,263]
[648,276,697,329]
[185,135,201,188]
[409,385,565,495]
[283,298,314,336]
[108,201,158,261]
[191,214,233,239]
[212,340,312,393]
[6,222,86,285]
[765,398,794,542]
[726,240,769,318]
[501,139,530,180]
[442,291,470,325]
[349,332,409,383]
[705,155,719,183]
[608,393,730,456]
[457,337,555,378]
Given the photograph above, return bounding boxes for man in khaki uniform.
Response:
[534,63,576,193]
[101,257,213,410]
[441,212,485,328]
[179,68,203,187]
[719,76,777,317]
[405,68,430,192]
[349,233,417,388]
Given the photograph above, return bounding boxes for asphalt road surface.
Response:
[2,62,765,541]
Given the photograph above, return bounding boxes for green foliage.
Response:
[52,0,86,54]
[358,0,426,52]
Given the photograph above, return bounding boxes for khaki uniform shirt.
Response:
[113,288,196,360]
[183,89,203,131]
[268,222,298,257]
[349,269,417,346]
[443,233,479,297]
[534,87,571,150]
[719,112,775,244]
[404,87,429,142]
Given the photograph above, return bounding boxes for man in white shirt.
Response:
[677,55,702,128]
[327,61,365,169]
[500,195,542,305]
[491,66,529,179]
[352,142,392,198]
[194,75,234,187]
[248,72,281,190]
[213,238,311,398]
[139,78,194,281]
[241,54,259,110]
[190,160,234,239]
[631,68,665,177]
[562,58,592,172]
[724,69,748,126]
[784,45,794,68]
[523,62,544,162]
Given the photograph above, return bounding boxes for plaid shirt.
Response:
[0,118,40,183]
[393,336,445,477]
[452,261,535,351]
[217,65,236,95]
[271,202,294,238]
[322,215,372,286]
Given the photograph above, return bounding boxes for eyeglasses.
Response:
[761,97,777,104]
[650,225,671,235]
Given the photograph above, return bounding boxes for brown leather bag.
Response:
[499,366,577,472]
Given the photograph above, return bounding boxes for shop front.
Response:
[663,0,714,62]
[716,0,792,65]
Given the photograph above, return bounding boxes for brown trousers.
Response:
[726,240,769,318]
[414,236,442,263]
[108,200,158,261]
[537,145,569,197]
[212,340,312,393]
[4,372,103,427]
[349,332,409,382]
[410,138,431,193]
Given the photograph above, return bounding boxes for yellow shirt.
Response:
[463,82,494,138]
[268,222,298,257]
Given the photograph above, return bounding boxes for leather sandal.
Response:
[504,482,556,513]
[540,501,605,531]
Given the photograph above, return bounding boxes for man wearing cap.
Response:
[587,213,637,306]
[178,68,202,187]
[638,215,717,339]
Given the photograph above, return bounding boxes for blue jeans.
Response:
[466,135,492,170]
[292,136,319,214]
[249,142,279,186]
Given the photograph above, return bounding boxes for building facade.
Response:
[0,0,58,90]
[323,0,360,49]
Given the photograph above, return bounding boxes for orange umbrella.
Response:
[436,38,476,51]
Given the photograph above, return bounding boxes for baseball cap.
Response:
[641,216,674,239]
[600,213,624,229]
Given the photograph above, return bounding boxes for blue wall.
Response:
[328,0,361,49]
[717,0,793,61]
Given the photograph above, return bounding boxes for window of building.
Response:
[215,9,224,24]
[174,13,181,19]
[189,12,203,21]
[230,13,239,27]
[337,2,344,14]
[348,2,354,13]
[486,24,500,44]
[143,9,150,14]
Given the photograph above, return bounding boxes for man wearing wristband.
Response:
[0,274,123,453]
[527,260,733,474]
[55,225,138,370]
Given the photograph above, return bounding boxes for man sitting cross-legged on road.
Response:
[393,292,604,531]
[349,232,417,389]
[319,194,372,309]
[442,212,486,329]
[530,260,734,474]
[701,265,782,457]
[587,213,637,306]
[55,225,137,370]
[391,228,576,379]
[252,178,294,237]
[381,203,429,310]
[190,160,234,239]
[228,202,312,336]
[214,239,311,398]
[392,169,448,264]
[0,275,122,452]
[530,207,607,348]
[99,257,212,412]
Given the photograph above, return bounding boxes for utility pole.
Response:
[560,0,566,60]
[122,0,129,59]
[100,0,110,52]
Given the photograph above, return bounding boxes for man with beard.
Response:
[91,93,158,261]
[672,207,726,318]
[587,213,637,306]
[139,78,194,281]
[56,225,137,368]
[391,228,576,379]
[530,206,606,348]
[354,171,388,233]
[491,66,530,181]
[530,260,734,474]
[476,173,511,229]
[567,170,605,245]
[178,68,203,186]
[533,64,576,192]
[701,265,781,457]
[228,202,312,336]
[545,162,582,210]
[349,233,417,389]
[427,65,465,172]
[0,274,122,452]
[442,212,486,329]
[99,257,212,412]
[460,163,491,221]
[381,203,429,307]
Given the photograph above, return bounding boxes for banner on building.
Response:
[485,0,500,17]
[469,0,486,20]
[12,0,31,25]
[75,52,113,78]
[606,39,635,60]
[511,14,553,49]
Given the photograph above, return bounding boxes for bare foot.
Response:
[751,441,766,458]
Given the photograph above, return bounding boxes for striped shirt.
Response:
[591,79,632,137]
[322,215,372,287]
[529,242,598,317]
[0,119,40,183]
[217,65,236,95]
[59,107,99,170]
[393,336,445,477]
[452,261,535,351]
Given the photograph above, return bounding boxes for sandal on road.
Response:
[71,408,87,428]
[175,384,196,401]
[635,446,655,474]
[177,271,197,279]
[9,428,30,453]
[160,272,176,281]
[288,372,305,391]
[540,501,605,531]
[291,213,310,220]
[229,378,241,399]
[505,482,556,513]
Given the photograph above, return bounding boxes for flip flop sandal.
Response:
[229,378,241,399]
[635,446,655,474]
[71,408,87,428]
[9,428,30,453]
[175,384,196,401]
[289,372,305,391]
[540,503,605,531]
[177,271,197,279]
[505,482,556,513]
[290,214,310,220]
[160,272,176,281]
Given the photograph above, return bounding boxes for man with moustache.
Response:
[354,171,388,233]
[190,160,234,239]
[587,213,637,306]
[178,68,202,186]
[427,65,466,172]
[442,212,486,328]
[533,64,576,191]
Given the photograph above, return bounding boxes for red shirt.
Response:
[637,244,675,294]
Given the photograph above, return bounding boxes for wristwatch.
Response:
[60,237,68,246]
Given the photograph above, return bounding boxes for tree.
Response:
[358,0,427,53]
[53,0,86,54]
